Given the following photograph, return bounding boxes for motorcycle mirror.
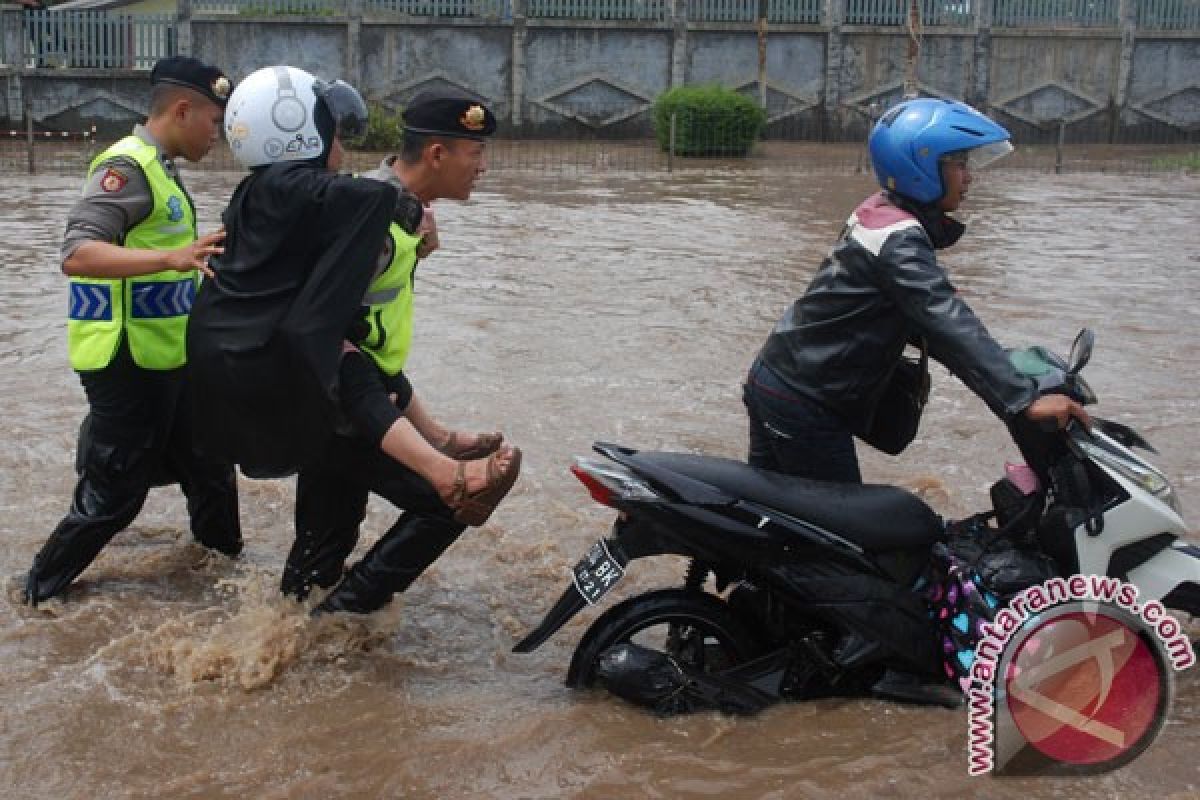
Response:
[1067,328,1094,374]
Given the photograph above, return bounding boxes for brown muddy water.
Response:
[1,164,1198,799]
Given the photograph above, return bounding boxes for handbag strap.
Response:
[913,336,930,399]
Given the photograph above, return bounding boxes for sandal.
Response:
[442,447,522,527]
[438,430,505,461]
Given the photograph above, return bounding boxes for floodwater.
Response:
[1,162,1198,799]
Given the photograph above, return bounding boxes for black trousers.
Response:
[286,433,466,614]
[25,341,242,605]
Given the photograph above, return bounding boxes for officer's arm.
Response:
[61,159,220,279]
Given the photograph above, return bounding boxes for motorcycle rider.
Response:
[744,96,1088,483]
[742,97,1089,704]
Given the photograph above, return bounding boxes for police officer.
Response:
[24,56,243,606]
[285,91,519,613]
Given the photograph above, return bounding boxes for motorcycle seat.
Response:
[633,452,943,552]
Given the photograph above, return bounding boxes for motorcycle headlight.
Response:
[1077,439,1182,515]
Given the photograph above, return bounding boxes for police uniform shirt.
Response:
[61,124,191,266]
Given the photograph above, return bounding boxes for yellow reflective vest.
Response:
[67,136,198,371]
[357,222,422,376]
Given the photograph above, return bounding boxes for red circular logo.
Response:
[1004,610,1164,767]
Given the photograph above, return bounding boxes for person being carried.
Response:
[25,56,243,606]
[284,90,521,613]
[186,70,519,612]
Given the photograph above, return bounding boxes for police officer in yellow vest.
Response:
[24,57,243,606]
[285,91,514,613]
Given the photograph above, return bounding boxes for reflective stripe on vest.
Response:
[67,136,197,371]
[362,287,401,307]
[69,283,114,321]
[359,222,421,376]
[130,278,196,318]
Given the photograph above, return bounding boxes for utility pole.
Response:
[903,0,921,99]
[757,0,768,111]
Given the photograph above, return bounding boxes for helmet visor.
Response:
[314,79,369,145]
[967,140,1014,171]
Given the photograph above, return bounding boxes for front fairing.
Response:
[1068,426,1189,576]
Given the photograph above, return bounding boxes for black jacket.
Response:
[758,191,1038,438]
[187,162,398,478]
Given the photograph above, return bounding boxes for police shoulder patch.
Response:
[99,167,129,194]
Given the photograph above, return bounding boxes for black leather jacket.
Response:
[757,191,1038,438]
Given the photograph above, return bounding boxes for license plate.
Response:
[572,539,625,605]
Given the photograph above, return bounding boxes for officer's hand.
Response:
[1024,394,1091,430]
[167,228,225,278]
[416,206,438,259]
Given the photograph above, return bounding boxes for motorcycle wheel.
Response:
[566,589,764,688]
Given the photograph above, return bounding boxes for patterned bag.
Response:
[921,542,999,687]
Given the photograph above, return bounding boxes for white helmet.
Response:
[224,65,368,169]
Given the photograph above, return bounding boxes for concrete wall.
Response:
[2,0,1198,142]
[361,23,513,122]
[523,24,672,136]
[988,32,1125,142]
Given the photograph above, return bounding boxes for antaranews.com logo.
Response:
[966,575,1195,776]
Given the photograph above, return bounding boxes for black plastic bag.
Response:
[946,515,1058,600]
[595,643,776,716]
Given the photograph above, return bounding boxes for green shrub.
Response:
[653,85,767,157]
[357,102,405,152]
[1151,152,1200,171]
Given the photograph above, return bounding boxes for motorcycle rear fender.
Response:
[508,499,804,655]
[511,581,591,654]
[512,528,638,654]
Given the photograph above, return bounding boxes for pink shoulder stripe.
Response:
[854,192,916,230]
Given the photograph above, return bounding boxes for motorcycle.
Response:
[512,330,1199,712]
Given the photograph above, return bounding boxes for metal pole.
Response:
[24,79,34,175]
[757,0,768,111]
[859,102,880,174]
[668,111,676,173]
[903,0,921,99]
[1055,119,1066,175]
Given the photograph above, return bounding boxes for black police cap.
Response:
[402,91,496,140]
[151,56,232,109]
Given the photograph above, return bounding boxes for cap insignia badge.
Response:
[460,105,486,132]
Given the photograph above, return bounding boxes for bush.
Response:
[1151,152,1200,171]
[357,102,405,152]
[653,85,767,158]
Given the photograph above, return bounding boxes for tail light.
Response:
[570,457,660,509]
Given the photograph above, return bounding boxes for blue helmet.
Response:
[869,98,1013,204]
